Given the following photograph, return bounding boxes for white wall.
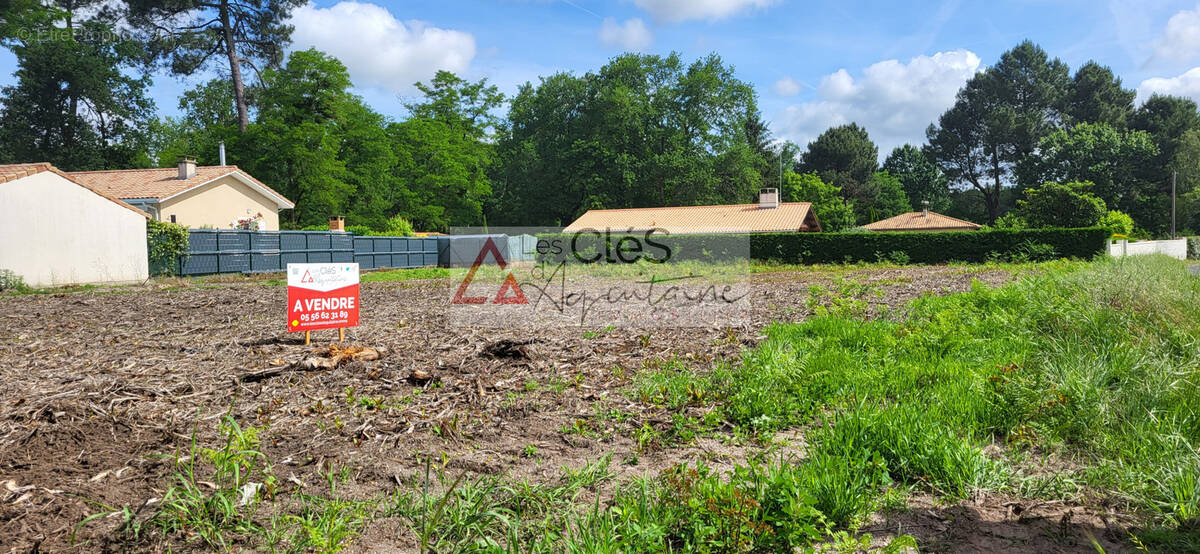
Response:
[1108,239,1188,260]
[0,171,148,287]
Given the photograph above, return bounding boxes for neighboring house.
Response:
[563,189,822,234]
[862,205,981,232]
[69,157,294,230]
[0,163,149,287]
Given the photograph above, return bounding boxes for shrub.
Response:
[1099,210,1135,237]
[991,212,1027,230]
[1189,237,1200,260]
[147,219,190,276]
[381,215,415,236]
[345,225,373,236]
[0,269,28,292]
[1019,181,1106,228]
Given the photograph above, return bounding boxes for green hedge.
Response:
[535,228,1108,265]
[748,228,1110,264]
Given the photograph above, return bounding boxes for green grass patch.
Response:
[360,267,450,282]
[636,255,1200,534]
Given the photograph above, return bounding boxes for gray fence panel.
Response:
[179,229,430,276]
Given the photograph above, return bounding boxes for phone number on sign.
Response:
[298,310,351,322]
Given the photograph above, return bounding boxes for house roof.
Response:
[67,165,294,209]
[563,202,821,234]
[0,162,149,218]
[861,210,981,231]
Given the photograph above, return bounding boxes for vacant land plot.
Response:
[0,260,1194,552]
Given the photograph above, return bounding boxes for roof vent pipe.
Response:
[922,200,930,217]
[759,187,779,209]
[219,141,226,166]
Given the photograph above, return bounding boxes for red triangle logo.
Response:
[493,272,528,304]
[301,270,314,283]
[452,238,528,305]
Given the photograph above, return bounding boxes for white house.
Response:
[0,163,150,287]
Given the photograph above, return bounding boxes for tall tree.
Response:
[1021,122,1161,232]
[869,170,914,222]
[882,144,950,211]
[150,78,239,166]
[491,52,761,226]
[799,123,877,187]
[243,49,355,226]
[1066,61,1135,129]
[391,71,503,230]
[0,1,155,169]
[125,0,304,132]
[926,40,1071,222]
[1131,94,1200,173]
[798,123,881,221]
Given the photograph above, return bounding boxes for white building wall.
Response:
[1108,239,1188,260]
[0,171,148,287]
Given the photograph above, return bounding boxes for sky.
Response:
[3,0,1200,157]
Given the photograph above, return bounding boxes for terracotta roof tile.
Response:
[0,162,149,217]
[0,162,54,184]
[563,202,820,234]
[862,211,981,231]
[67,165,293,208]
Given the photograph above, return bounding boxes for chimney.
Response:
[218,141,226,166]
[329,216,345,232]
[177,155,197,180]
[922,200,930,217]
[759,187,779,209]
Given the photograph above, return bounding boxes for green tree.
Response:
[1066,61,1135,129]
[149,78,239,167]
[926,40,1072,222]
[780,171,855,231]
[1019,122,1161,232]
[799,123,877,194]
[1017,181,1106,228]
[243,49,354,226]
[391,71,503,230]
[1131,94,1200,171]
[126,0,305,132]
[883,144,949,211]
[0,1,155,169]
[869,171,913,221]
[491,52,762,226]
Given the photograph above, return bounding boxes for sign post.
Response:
[287,263,360,344]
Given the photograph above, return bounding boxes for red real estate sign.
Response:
[287,263,360,332]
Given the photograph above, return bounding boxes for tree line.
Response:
[1,2,1198,236]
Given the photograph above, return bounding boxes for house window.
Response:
[169,214,176,223]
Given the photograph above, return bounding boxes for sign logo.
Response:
[287,263,360,332]
[451,238,528,305]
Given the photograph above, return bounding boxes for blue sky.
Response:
[3,0,1200,156]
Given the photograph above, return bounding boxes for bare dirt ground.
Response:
[0,266,1136,552]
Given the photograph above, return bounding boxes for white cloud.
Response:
[288,2,476,92]
[1149,4,1200,66]
[776,49,982,156]
[1137,67,1200,104]
[772,77,802,96]
[598,17,652,51]
[632,0,777,23]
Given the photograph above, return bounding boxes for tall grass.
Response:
[637,256,1200,530]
